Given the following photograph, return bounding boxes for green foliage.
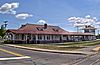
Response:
[0,25,6,38]
[96,34,100,36]
[4,40,13,44]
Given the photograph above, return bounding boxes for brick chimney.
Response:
[44,23,47,29]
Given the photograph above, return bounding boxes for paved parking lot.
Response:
[0,45,85,65]
[1,44,100,65]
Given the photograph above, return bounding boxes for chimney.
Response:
[44,23,47,29]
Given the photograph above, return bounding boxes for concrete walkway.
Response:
[4,44,96,55]
[77,44,100,52]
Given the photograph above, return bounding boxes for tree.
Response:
[0,25,6,38]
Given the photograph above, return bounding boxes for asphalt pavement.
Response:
[0,45,85,65]
[73,52,100,65]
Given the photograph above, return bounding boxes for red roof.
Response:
[6,24,94,35]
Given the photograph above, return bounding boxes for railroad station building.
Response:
[6,23,96,43]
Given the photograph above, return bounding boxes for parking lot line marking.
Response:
[0,56,31,61]
[0,48,24,57]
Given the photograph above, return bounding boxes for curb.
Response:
[4,44,96,55]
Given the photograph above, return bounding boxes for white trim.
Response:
[42,35,44,40]
[35,35,38,40]
[0,56,31,61]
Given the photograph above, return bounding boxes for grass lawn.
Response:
[16,44,84,51]
[14,40,100,51]
[55,40,100,46]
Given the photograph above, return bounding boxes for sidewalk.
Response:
[77,44,100,52]
[5,44,97,55]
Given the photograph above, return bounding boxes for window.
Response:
[44,35,45,40]
[55,35,59,39]
[27,34,31,40]
[47,35,50,40]
[15,34,19,39]
[22,34,24,40]
[51,35,54,40]
[38,35,42,40]
[33,35,36,40]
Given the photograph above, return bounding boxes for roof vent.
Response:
[52,28,59,32]
[20,25,25,28]
[37,27,43,31]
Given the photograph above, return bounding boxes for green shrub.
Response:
[4,40,13,44]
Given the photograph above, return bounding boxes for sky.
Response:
[0,0,100,32]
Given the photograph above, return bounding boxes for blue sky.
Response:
[0,0,100,32]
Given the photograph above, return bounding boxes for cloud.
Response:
[37,20,47,24]
[68,17,76,22]
[74,23,84,27]
[96,22,100,25]
[0,2,19,14]
[68,15,100,30]
[85,15,91,18]
[68,17,83,23]
[68,15,97,27]
[15,13,33,19]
